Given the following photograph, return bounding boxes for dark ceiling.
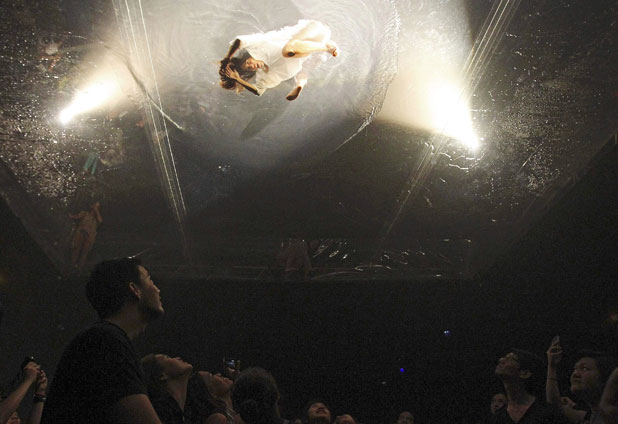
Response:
[0,0,617,280]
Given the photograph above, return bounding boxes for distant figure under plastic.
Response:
[219,20,338,101]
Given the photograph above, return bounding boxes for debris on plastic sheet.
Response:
[217,165,232,174]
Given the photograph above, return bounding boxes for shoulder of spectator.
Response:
[109,394,162,424]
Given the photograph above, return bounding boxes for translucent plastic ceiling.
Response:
[0,0,616,279]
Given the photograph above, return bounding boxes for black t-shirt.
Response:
[492,399,569,424]
[41,321,147,424]
[151,394,186,424]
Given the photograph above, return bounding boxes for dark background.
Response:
[1,139,616,423]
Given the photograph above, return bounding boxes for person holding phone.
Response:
[546,336,615,424]
[0,359,47,424]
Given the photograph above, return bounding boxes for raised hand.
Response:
[546,336,562,367]
[35,370,48,395]
[22,361,40,384]
[225,64,240,80]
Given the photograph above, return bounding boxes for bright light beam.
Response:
[377,0,480,151]
[427,81,479,150]
[59,80,117,125]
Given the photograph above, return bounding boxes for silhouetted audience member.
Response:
[0,360,47,424]
[69,201,102,270]
[276,234,312,281]
[493,348,568,424]
[41,257,164,424]
[186,371,239,424]
[546,337,615,423]
[304,400,332,424]
[142,354,193,424]
[600,367,618,423]
[231,367,281,424]
[396,411,414,424]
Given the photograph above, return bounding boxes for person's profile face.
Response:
[136,265,164,319]
[242,57,263,71]
[495,352,521,377]
[490,393,507,414]
[200,370,233,398]
[156,354,193,379]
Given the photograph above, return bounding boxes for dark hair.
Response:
[142,354,166,400]
[85,257,142,319]
[573,350,617,387]
[186,372,226,422]
[219,50,256,92]
[510,348,543,375]
[231,367,280,424]
[508,348,544,394]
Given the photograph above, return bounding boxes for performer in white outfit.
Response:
[219,20,338,101]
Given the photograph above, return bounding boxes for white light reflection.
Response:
[377,0,479,151]
[427,81,479,151]
[59,80,118,125]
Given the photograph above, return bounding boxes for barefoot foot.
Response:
[327,42,338,57]
[286,85,303,101]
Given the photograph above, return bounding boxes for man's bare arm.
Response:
[109,394,162,424]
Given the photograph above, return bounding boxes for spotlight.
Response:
[428,81,479,150]
[59,79,117,125]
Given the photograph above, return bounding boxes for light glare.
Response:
[59,80,116,125]
[428,81,479,150]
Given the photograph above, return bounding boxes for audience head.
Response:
[490,393,507,414]
[186,371,225,422]
[495,348,543,391]
[570,350,616,401]
[86,257,163,321]
[334,414,356,424]
[142,353,193,399]
[231,367,280,424]
[397,411,414,424]
[304,400,332,424]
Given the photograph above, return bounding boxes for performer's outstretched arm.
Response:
[226,38,242,59]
